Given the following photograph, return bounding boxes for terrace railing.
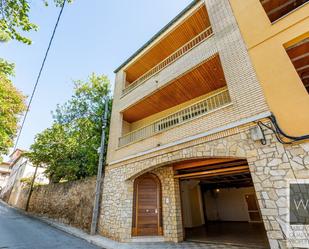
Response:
[119,88,231,147]
[122,26,213,96]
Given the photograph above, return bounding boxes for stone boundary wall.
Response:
[26,176,96,232]
[0,187,11,203]
[14,186,29,209]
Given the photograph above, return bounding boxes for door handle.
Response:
[155,209,158,214]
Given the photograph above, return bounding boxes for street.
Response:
[0,201,101,249]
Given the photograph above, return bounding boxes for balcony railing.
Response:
[122,26,213,96]
[119,88,231,147]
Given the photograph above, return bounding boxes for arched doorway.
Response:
[132,173,163,236]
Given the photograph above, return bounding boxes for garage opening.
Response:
[175,158,270,248]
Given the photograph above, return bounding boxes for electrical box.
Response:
[250,126,264,141]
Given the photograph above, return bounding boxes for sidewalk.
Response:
[0,200,265,249]
[30,216,267,249]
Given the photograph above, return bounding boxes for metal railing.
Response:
[119,89,231,147]
[122,26,213,96]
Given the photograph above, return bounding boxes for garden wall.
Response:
[27,176,96,232]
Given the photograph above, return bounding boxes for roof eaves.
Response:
[114,0,201,73]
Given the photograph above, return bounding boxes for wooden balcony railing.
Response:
[119,88,231,147]
[122,26,213,96]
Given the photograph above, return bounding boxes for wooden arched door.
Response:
[132,173,163,236]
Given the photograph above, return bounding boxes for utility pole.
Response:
[90,96,109,235]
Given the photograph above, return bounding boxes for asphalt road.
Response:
[0,201,101,249]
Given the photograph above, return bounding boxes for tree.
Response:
[0,72,26,161]
[0,0,72,45]
[0,0,71,161]
[0,59,15,76]
[27,74,112,183]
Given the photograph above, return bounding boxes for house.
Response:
[0,149,48,207]
[0,162,11,191]
[98,0,308,248]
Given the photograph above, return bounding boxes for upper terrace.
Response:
[114,1,231,148]
[116,1,213,96]
[107,0,270,162]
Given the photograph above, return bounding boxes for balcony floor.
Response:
[123,54,226,123]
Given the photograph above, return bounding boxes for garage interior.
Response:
[174,158,270,248]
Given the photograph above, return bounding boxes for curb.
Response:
[0,200,120,249]
[0,200,268,249]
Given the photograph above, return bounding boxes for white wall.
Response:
[204,186,255,222]
[0,173,9,189]
[181,180,205,228]
[1,156,49,204]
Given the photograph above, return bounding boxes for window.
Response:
[260,0,308,22]
[286,38,309,93]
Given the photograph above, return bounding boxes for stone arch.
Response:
[119,132,257,242]
[126,156,247,181]
[100,128,300,245]
[124,131,252,181]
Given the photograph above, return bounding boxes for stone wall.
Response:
[98,120,309,248]
[0,186,12,203]
[27,176,96,232]
[14,186,29,209]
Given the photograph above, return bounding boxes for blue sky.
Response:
[0,0,192,155]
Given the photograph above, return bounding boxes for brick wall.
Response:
[107,0,269,163]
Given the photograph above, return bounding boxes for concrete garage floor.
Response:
[185,221,270,249]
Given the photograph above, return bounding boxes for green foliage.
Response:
[0,0,38,45]
[0,30,10,42]
[27,74,112,183]
[0,74,26,161]
[0,58,15,76]
[20,177,45,188]
[0,26,25,162]
[0,0,72,45]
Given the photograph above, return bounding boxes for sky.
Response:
[0,0,192,156]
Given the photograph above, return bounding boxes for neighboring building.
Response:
[229,0,309,135]
[0,149,48,207]
[0,162,11,191]
[98,0,308,249]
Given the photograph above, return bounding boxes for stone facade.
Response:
[99,119,309,248]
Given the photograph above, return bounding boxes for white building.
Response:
[0,162,11,191]
[0,149,48,206]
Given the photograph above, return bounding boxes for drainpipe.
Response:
[90,96,109,235]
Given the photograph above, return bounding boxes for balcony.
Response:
[122,27,213,96]
[119,88,231,147]
[260,0,308,23]
[286,38,309,93]
[121,4,212,96]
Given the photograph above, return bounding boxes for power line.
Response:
[13,0,67,151]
